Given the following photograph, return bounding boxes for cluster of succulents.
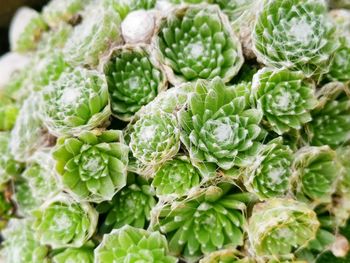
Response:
[0,0,350,262]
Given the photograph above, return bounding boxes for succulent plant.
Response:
[33,194,98,248]
[128,110,181,167]
[154,184,246,259]
[327,39,350,82]
[252,0,339,78]
[51,246,94,263]
[252,68,318,135]
[0,132,24,184]
[242,138,293,200]
[305,82,350,149]
[12,178,41,216]
[94,225,177,263]
[53,130,128,203]
[29,52,70,92]
[97,174,156,233]
[247,198,319,260]
[10,94,50,162]
[155,4,243,84]
[22,149,60,203]
[292,146,341,204]
[9,7,48,53]
[40,67,111,136]
[64,2,122,67]
[0,96,18,131]
[337,146,350,196]
[0,219,49,263]
[104,45,167,121]
[179,77,264,171]
[152,156,201,198]
[42,0,86,28]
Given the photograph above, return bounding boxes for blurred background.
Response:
[0,0,48,54]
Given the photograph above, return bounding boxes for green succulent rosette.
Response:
[33,193,98,249]
[23,149,60,203]
[305,82,350,149]
[29,52,70,92]
[95,225,177,263]
[41,67,111,136]
[154,184,247,259]
[97,174,156,233]
[178,77,264,171]
[127,110,181,167]
[241,138,293,200]
[9,7,48,53]
[42,0,86,28]
[154,4,243,84]
[330,9,350,41]
[247,198,319,260]
[64,3,122,67]
[292,146,341,204]
[252,0,339,78]
[1,219,49,263]
[152,156,201,198]
[13,178,41,216]
[51,246,94,263]
[199,249,252,263]
[10,94,51,162]
[327,38,350,82]
[2,63,32,102]
[53,130,128,203]
[0,132,24,184]
[104,45,167,121]
[252,68,318,135]
[105,0,156,19]
[0,96,18,131]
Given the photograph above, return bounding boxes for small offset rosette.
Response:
[247,198,319,261]
[252,0,339,78]
[103,44,167,121]
[40,67,111,137]
[33,193,98,249]
[53,130,129,203]
[94,225,177,263]
[153,4,244,84]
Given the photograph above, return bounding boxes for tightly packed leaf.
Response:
[155,4,243,84]
[247,198,319,259]
[40,68,110,136]
[1,0,350,262]
[179,77,263,170]
[128,110,180,166]
[97,174,156,233]
[242,137,293,200]
[305,82,350,148]
[53,130,128,202]
[252,0,339,77]
[104,45,167,120]
[154,184,246,259]
[63,2,122,67]
[152,156,201,197]
[95,225,177,263]
[1,219,49,263]
[33,194,98,248]
[292,146,340,204]
[252,68,317,134]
